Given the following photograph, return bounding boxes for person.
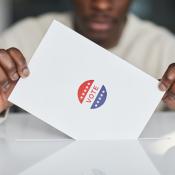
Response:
[0,0,175,123]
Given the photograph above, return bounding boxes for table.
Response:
[0,112,175,175]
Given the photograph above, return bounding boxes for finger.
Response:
[163,81,175,102]
[167,82,175,97]
[163,95,175,110]
[0,81,16,110]
[0,66,10,92]
[159,63,175,91]
[0,49,19,81]
[0,81,16,112]
[162,91,168,100]
[0,93,11,113]
[7,48,30,78]
[163,82,175,108]
[5,81,16,98]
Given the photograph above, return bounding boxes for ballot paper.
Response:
[9,20,164,140]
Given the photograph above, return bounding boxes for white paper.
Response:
[9,20,164,140]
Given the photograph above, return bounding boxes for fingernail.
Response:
[11,73,19,81]
[2,81,10,92]
[22,68,30,77]
[159,83,167,91]
[168,74,174,80]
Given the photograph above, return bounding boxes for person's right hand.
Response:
[0,48,30,113]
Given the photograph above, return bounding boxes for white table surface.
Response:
[0,112,175,175]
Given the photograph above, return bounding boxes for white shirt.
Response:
[0,12,175,122]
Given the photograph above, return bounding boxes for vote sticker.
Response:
[78,80,107,109]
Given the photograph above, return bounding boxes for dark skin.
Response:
[0,0,174,113]
[73,0,132,49]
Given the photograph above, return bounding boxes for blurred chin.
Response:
[74,18,116,43]
[87,31,110,42]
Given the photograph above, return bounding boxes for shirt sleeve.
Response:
[0,16,48,63]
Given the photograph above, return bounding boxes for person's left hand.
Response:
[159,63,175,110]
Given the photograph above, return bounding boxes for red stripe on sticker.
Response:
[78,80,94,104]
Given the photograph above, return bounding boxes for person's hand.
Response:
[159,63,175,110]
[0,48,30,113]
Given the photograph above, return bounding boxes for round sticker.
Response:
[78,80,107,109]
